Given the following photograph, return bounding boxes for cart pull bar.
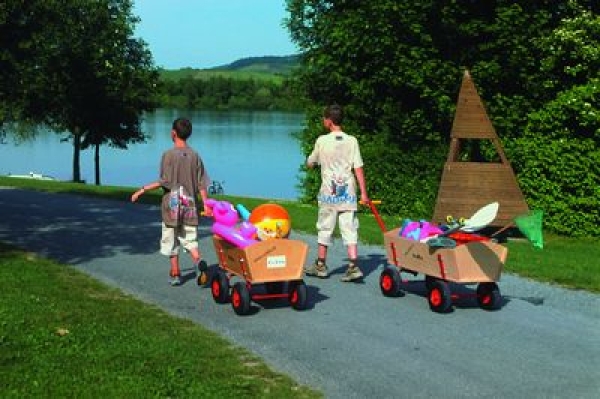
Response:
[361,200,387,233]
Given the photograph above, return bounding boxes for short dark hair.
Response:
[172,118,192,140]
[324,104,344,125]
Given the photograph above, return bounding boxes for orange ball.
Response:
[249,203,291,240]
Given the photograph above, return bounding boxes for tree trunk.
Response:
[94,143,101,185]
[72,127,82,183]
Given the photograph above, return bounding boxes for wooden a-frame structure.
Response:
[432,70,529,227]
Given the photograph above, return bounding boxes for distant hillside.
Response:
[156,54,307,111]
[214,55,300,74]
[159,55,300,82]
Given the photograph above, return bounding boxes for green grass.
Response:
[0,176,598,293]
[0,243,320,398]
[505,235,600,293]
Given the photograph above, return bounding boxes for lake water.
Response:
[0,109,307,199]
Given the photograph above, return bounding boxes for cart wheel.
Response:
[196,260,209,286]
[265,281,285,294]
[477,282,502,310]
[289,280,308,310]
[380,267,401,297]
[428,280,452,313]
[424,276,436,291]
[210,271,229,304]
[231,282,251,315]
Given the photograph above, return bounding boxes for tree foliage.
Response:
[0,0,159,184]
[507,81,600,237]
[159,75,306,111]
[286,0,600,235]
[505,11,600,237]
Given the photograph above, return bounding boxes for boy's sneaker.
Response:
[195,259,208,276]
[305,259,329,278]
[169,275,182,286]
[340,262,363,282]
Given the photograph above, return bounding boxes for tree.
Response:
[0,0,159,184]
[0,1,62,130]
[285,0,598,228]
[505,10,600,236]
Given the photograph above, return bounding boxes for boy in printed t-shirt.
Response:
[304,104,370,282]
[131,117,211,286]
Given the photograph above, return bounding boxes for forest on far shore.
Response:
[157,55,307,111]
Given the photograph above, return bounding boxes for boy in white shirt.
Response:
[305,104,370,282]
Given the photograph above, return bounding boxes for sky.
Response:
[132,0,299,69]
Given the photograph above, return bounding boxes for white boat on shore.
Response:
[6,172,57,181]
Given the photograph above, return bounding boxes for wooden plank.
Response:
[450,71,498,139]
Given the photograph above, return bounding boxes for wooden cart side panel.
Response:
[443,241,507,283]
[212,236,252,279]
[244,239,308,283]
[213,236,308,283]
[383,230,459,279]
[383,231,507,283]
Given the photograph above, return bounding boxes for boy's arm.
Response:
[306,140,319,168]
[354,166,369,203]
[131,181,160,202]
[199,186,212,216]
[306,153,318,168]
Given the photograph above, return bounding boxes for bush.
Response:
[506,81,600,237]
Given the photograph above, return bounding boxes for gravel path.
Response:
[1,187,599,398]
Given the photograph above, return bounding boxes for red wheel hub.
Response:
[381,275,392,291]
[232,290,240,307]
[430,288,442,306]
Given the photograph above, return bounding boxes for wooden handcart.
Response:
[367,202,507,313]
[210,236,309,315]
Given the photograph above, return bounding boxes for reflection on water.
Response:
[0,109,307,200]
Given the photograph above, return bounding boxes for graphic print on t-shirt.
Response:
[168,185,197,224]
[318,164,356,206]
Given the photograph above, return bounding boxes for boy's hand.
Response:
[202,205,213,217]
[131,190,142,202]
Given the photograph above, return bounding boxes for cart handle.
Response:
[360,200,387,233]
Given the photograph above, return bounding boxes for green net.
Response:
[514,210,544,249]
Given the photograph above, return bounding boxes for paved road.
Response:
[1,188,599,398]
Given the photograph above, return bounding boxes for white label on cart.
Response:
[267,255,287,269]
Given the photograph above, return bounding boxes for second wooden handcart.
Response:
[367,201,507,313]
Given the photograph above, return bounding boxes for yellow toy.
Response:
[249,203,291,240]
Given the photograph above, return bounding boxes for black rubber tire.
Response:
[428,280,452,313]
[425,275,436,291]
[231,282,251,315]
[210,271,229,304]
[289,280,308,310]
[477,282,502,310]
[379,267,402,297]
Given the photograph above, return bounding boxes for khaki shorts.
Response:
[316,207,359,246]
[160,223,199,256]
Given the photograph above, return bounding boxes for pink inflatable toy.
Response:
[205,199,258,248]
[399,219,443,241]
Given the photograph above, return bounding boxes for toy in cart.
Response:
[366,201,509,313]
[204,199,309,315]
